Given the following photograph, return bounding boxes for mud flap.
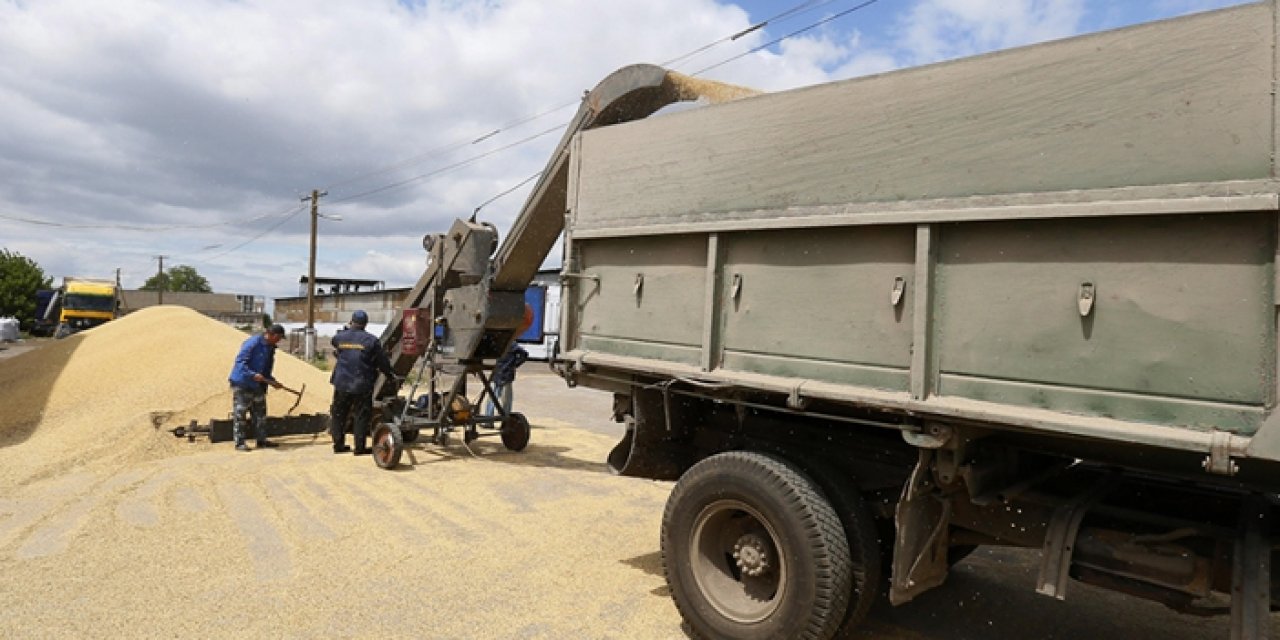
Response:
[890,449,952,605]
[606,387,689,480]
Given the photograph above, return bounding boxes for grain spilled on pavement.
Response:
[0,307,683,638]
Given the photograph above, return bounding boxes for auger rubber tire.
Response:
[372,423,403,470]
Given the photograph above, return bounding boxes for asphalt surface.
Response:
[0,339,40,361]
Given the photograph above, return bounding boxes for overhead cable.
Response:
[322,0,843,195]
[692,0,880,76]
[0,205,293,232]
[327,123,565,206]
[662,0,841,68]
[472,171,543,218]
[198,205,309,263]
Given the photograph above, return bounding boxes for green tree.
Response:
[0,249,53,329]
[141,264,212,293]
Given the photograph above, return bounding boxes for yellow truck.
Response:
[48,277,118,338]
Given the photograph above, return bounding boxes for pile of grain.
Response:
[0,306,334,487]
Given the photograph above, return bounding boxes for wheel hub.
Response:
[733,533,771,577]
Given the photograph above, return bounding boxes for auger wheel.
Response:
[501,412,530,451]
[372,423,404,470]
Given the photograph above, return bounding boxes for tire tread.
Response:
[661,451,852,640]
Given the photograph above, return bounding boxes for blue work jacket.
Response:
[229,333,277,391]
[330,327,394,394]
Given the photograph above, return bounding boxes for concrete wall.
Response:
[273,288,411,325]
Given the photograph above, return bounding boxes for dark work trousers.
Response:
[330,390,373,451]
[232,386,268,446]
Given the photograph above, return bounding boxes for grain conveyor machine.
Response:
[363,65,755,469]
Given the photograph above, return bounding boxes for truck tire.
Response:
[799,463,883,638]
[661,451,852,640]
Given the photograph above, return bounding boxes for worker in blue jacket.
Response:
[329,310,398,455]
[228,324,286,451]
[485,343,528,418]
[485,304,534,418]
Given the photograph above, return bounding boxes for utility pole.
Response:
[301,189,328,360]
[154,255,168,305]
[115,268,124,315]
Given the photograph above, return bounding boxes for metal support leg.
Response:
[476,371,508,418]
[1231,495,1272,640]
[1036,476,1114,599]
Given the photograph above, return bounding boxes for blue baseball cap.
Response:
[351,310,369,325]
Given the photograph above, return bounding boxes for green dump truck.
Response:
[376,2,1280,637]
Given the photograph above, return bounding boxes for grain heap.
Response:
[0,305,333,487]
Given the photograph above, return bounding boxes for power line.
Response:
[471,171,543,218]
[321,100,580,194]
[0,203,301,232]
[328,0,883,212]
[317,0,844,197]
[692,0,881,76]
[326,123,566,206]
[662,0,841,68]
[198,204,308,263]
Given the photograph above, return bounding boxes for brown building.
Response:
[120,290,263,326]
[273,277,410,325]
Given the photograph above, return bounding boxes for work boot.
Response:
[235,443,250,452]
[256,440,280,448]
[333,444,352,454]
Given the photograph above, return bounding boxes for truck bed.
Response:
[557,1,1280,476]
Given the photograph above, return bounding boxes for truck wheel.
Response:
[501,412,530,451]
[801,463,883,636]
[662,451,852,640]
[371,423,403,470]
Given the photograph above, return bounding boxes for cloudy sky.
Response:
[0,0,1248,303]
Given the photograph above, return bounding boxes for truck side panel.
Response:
[719,226,916,391]
[934,212,1275,434]
[575,234,707,366]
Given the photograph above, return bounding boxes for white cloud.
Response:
[896,0,1086,65]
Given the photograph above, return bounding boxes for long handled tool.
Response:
[278,383,306,416]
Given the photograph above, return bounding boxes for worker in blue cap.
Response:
[329,310,397,454]
[228,324,286,451]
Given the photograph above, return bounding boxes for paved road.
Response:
[0,363,1267,638]
[0,339,41,361]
